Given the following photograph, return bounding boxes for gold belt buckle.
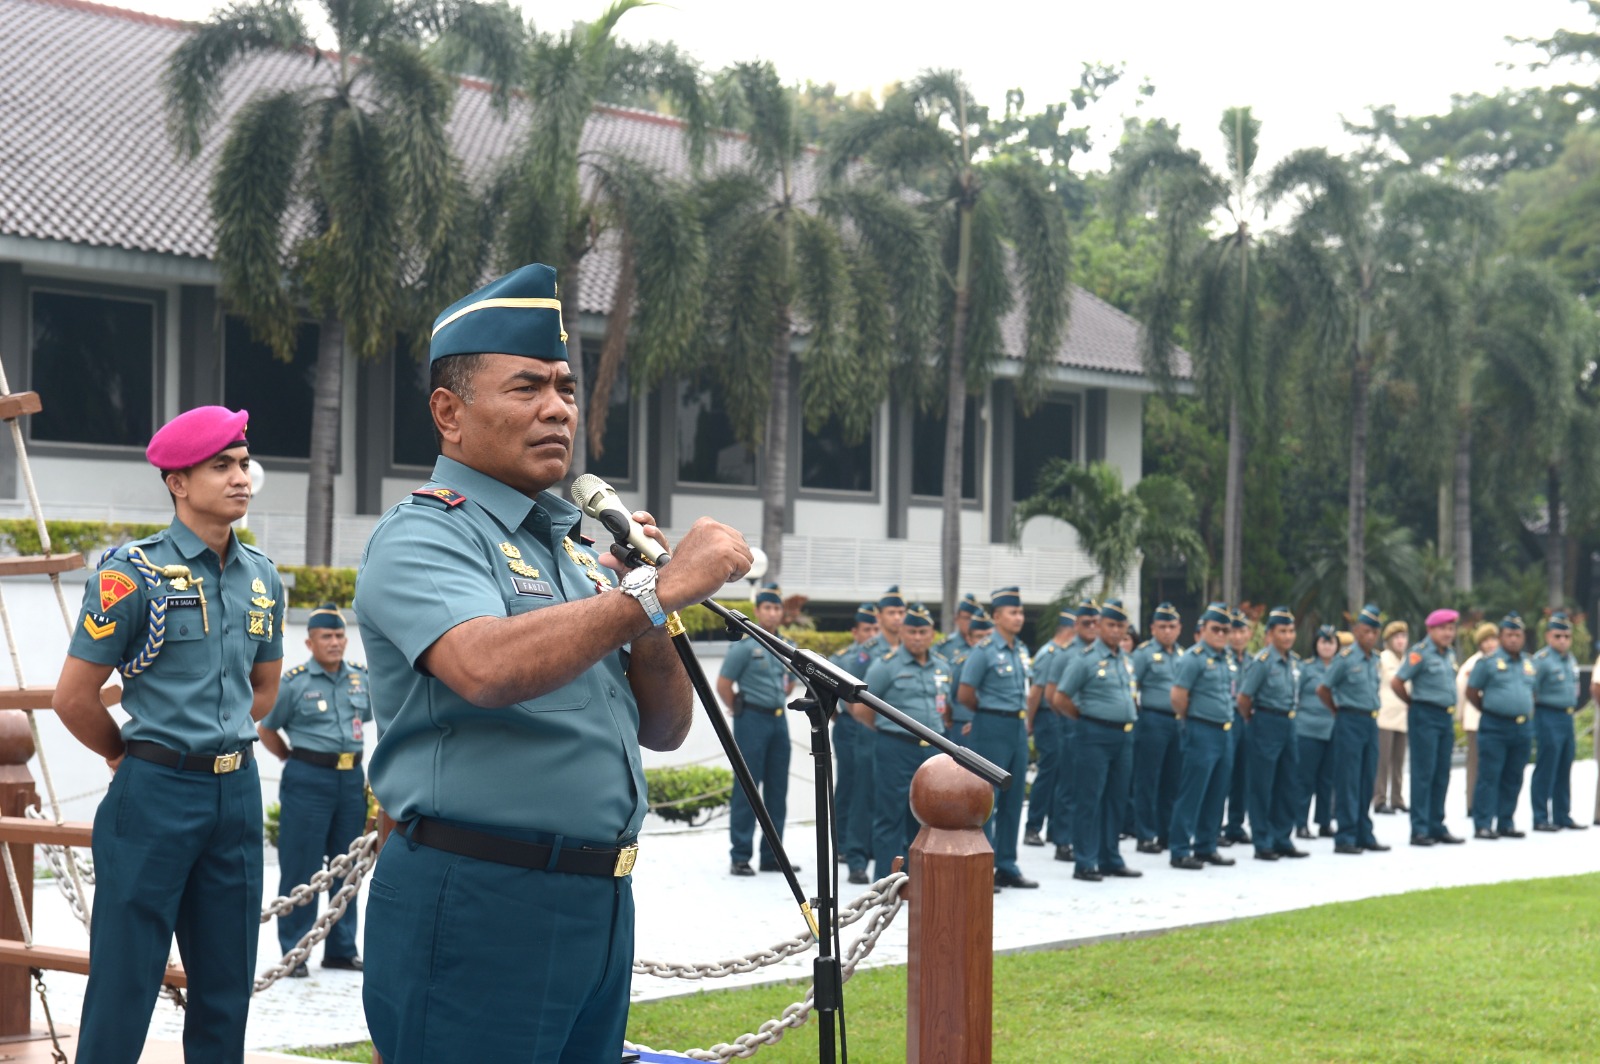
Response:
[1016,711,1025,719]
[613,843,639,877]
[213,751,242,774]
[1222,722,1232,731]
[336,752,356,770]
[1122,723,1133,732]
[1287,711,1296,719]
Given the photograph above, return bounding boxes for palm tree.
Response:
[1265,150,1485,613]
[698,62,939,583]
[1110,107,1276,606]
[826,71,1073,629]
[1289,510,1430,632]
[165,0,522,566]
[493,0,710,476]
[1012,459,1208,600]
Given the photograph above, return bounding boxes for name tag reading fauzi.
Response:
[512,577,555,598]
[165,594,201,609]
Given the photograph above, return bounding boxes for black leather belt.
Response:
[1335,707,1378,718]
[878,728,931,746]
[1187,716,1233,731]
[289,748,363,770]
[406,816,638,877]
[1484,710,1530,724]
[1413,700,1455,712]
[977,707,1026,719]
[1254,706,1296,718]
[1141,707,1176,717]
[1078,716,1134,732]
[1535,704,1576,715]
[124,739,254,774]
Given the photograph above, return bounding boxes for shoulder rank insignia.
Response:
[412,487,468,507]
[99,570,137,612]
[1256,649,1269,662]
[500,542,539,578]
[82,613,116,640]
[1340,647,1354,657]
[286,665,306,678]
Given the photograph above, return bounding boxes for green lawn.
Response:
[291,873,1600,1063]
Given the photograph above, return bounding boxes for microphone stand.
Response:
[694,598,1010,1064]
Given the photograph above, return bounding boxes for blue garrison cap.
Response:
[1356,603,1382,628]
[1231,608,1249,630]
[1500,610,1524,632]
[904,602,933,627]
[1099,598,1128,623]
[430,263,568,364]
[306,602,346,630]
[990,586,1022,610]
[1199,602,1231,626]
[1058,609,1077,628]
[957,593,981,617]
[1316,624,1338,642]
[1548,612,1572,632]
[755,583,783,607]
[969,612,994,633]
[879,585,905,608]
[1152,602,1180,623]
[854,603,879,626]
[1076,599,1101,620]
[1265,606,1295,629]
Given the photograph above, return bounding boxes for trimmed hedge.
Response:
[645,764,733,825]
[279,566,357,608]
[0,518,255,559]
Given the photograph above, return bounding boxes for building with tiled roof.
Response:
[0,0,1190,610]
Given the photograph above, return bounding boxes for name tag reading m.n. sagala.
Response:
[512,577,555,598]
[165,594,201,609]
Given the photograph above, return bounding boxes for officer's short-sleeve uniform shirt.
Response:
[1059,638,1137,724]
[1240,645,1300,711]
[1171,644,1236,725]
[1531,646,1579,710]
[1030,641,1068,692]
[1296,657,1335,740]
[959,635,1032,713]
[1132,640,1180,711]
[1467,648,1536,719]
[830,641,877,680]
[864,647,951,736]
[68,518,285,753]
[1395,640,1459,708]
[1324,646,1381,710]
[261,660,372,753]
[720,634,792,710]
[354,455,644,843]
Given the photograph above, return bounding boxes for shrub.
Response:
[645,765,733,825]
[0,518,254,559]
[676,598,757,638]
[278,566,357,608]
[265,802,281,847]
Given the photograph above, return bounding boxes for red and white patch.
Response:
[99,570,137,612]
[351,718,363,742]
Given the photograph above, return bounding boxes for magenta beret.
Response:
[1424,608,1459,629]
[146,406,249,471]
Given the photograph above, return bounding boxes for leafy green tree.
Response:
[1350,88,1583,182]
[493,0,710,475]
[1111,106,1278,606]
[826,71,1074,628]
[1502,126,1600,299]
[1265,150,1486,613]
[1289,511,1430,633]
[165,0,522,565]
[697,62,939,582]
[1013,459,1208,600]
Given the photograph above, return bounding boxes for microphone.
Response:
[570,474,671,568]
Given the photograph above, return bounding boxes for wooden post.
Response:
[0,709,38,1038]
[905,754,995,1064]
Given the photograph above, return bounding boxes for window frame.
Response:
[908,396,985,509]
[218,313,327,470]
[672,376,761,496]
[796,404,881,501]
[1010,393,1082,505]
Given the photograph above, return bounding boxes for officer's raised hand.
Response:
[653,517,755,612]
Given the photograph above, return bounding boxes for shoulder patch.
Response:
[411,486,468,509]
[285,664,307,678]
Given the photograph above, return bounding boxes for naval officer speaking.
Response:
[355,263,753,1062]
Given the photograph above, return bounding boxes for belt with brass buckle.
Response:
[613,844,639,877]
[407,816,640,878]
[124,739,256,774]
[289,748,363,771]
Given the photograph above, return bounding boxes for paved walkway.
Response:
[18,762,1598,1058]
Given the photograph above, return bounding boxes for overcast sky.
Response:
[128,0,1591,178]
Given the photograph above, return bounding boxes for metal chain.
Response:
[30,969,69,1064]
[253,831,379,993]
[627,872,908,1062]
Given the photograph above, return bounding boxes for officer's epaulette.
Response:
[1135,639,1151,651]
[1339,646,1354,657]
[1291,651,1303,661]
[347,659,367,671]
[881,649,897,660]
[411,486,468,509]
[1533,646,1549,659]
[1256,649,1270,662]
[1186,644,1203,656]
[236,537,268,558]
[285,664,307,678]
[976,635,994,649]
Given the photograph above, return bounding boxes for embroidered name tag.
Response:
[165,594,200,609]
[512,577,555,598]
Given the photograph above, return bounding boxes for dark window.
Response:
[391,346,436,468]
[911,398,977,499]
[30,290,154,446]
[1013,398,1077,502]
[582,348,632,481]
[677,377,756,486]
[801,415,873,492]
[222,316,318,459]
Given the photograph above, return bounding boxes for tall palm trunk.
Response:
[940,197,974,632]
[1346,293,1373,613]
[305,314,344,567]
[562,250,588,481]
[588,237,636,457]
[1547,463,1563,609]
[761,306,792,583]
[1453,414,1473,592]
[1221,396,1243,604]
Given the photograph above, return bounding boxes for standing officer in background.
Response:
[858,603,949,879]
[258,603,370,975]
[831,604,880,884]
[720,583,797,876]
[1167,604,1239,869]
[1295,626,1341,839]
[1466,612,1536,840]
[1392,609,1464,846]
[1132,603,1184,854]
[1530,613,1585,832]
[946,612,992,747]
[1055,599,1141,881]
[53,406,284,1064]
[1222,609,1253,846]
[959,587,1038,889]
[939,593,981,660]
[1321,604,1390,856]
[1024,609,1077,848]
[355,264,753,1062]
[866,585,907,656]
[1458,622,1498,818]
[1035,600,1102,862]
[1237,607,1307,860]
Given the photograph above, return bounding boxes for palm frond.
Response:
[986,159,1072,403]
[367,41,456,249]
[164,0,312,157]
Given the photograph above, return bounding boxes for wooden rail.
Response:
[0,816,93,848]
[0,554,84,578]
[0,685,121,711]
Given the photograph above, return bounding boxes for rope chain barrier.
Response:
[253,830,380,993]
[627,872,908,1061]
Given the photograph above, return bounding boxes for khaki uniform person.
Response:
[1375,620,1409,814]
[1456,623,1498,817]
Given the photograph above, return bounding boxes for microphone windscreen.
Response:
[570,473,610,514]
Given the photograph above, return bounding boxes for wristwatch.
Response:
[620,565,667,627]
